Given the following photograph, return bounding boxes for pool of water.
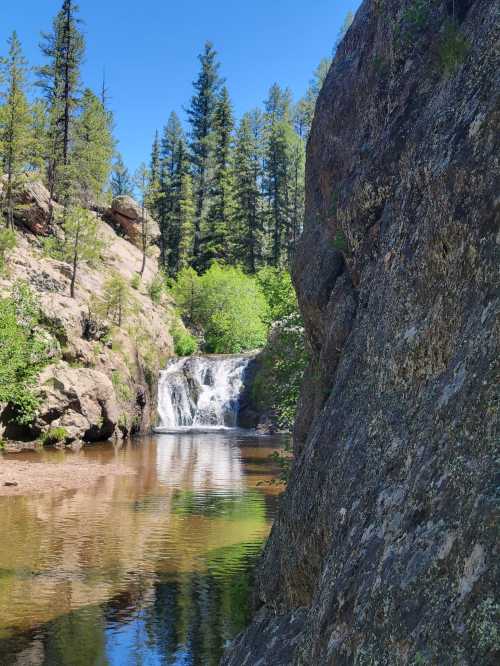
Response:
[0,431,286,665]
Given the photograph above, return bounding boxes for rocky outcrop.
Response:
[0,176,60,235]
[224,1,499,664]
[36,363,120,442]
[0,187,174,446]
[108,195,161,247]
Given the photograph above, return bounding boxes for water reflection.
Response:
[0,432,286,665]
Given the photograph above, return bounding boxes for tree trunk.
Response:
[70,220,80,298]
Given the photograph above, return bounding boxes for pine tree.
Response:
[134,163,152,277]
[37,0,84,202]
[0,32,32,229]
[158,112,185,271]
[72,88,114,205]
[263,84,294,267]
[200,86,234,269]
[177,170,195,271]
[231,110,263,272]
[61,206,103,298]
[294,57,331,138]
[111,153,133,197]
[286,129,305,263]
[186,42,222,265]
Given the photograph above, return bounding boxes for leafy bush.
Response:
[0,228,16,273]
[172,323,198,357]
[148,271,165,304]
[40,427,68,446]
[111,370,133,402]
[252,320,309,429]
[253,268,308,429]
[131,273,141,290]
[255,267,298,325]
[0,282,50,424]
[170,263,268,353]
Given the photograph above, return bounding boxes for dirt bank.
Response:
[0,457,136,497]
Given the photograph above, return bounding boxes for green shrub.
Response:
[255,267,298,325]
[439,20,469,74]
[148,271,165,304]
[111,370,133,402]
[0,228,16,273]
[170,263,269,353]
[131,273,141,290]
[172,324,198,357]
[40,427,68,446]
[0,282,50,425]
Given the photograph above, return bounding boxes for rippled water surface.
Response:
[0,432,286,665]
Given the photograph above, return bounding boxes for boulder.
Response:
[0,177,60,235]
[37,362,120,442]
[108,195,160,246]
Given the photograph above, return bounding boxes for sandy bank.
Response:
[0,457,136,497]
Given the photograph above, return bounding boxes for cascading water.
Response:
[156,355,252,430]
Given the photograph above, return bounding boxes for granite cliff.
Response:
[0,182,173,447]
[224,0,499,663]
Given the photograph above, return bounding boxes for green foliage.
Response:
[148,271,165,304]
[130,273,141,290]
[40,427,68,445]
[439,20,469,74]
[36,0,85,200]
[253,268,308,429]
[111,153,134,197]
[72,88,114,204]
[111,370,133,402]
[172,323,199,357]
[102,272,132,327]
[0,32,33,229]
[0,282,50,425]
[255,267,298,325]
[200,86,235,269]
[0,228,16,272]
[171,263,268,353]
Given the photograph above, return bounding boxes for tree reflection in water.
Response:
[0,432,286,665]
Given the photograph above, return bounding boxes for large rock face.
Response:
[224,1,499,664]
[0,197,174,446]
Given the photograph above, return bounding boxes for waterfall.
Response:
[156,355,252,430]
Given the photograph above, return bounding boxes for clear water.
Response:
[0,432,286,665]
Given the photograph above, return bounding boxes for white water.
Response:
[156,355,252,430]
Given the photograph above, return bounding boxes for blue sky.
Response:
[0,0,360,173]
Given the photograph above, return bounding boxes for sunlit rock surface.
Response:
[224,0,499,663]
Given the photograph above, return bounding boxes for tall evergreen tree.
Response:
[231,110,263,272]
[200,86,234,269]
[186,42,222,265]
[149,129,161,207]
[158,112,185,271]
[72,88,114,204]
[110,153,133,197]
[294,57,331,138]
[263,84,294,267]
[37,0,84,201]
[0,32,32,229]
[176,164,195,272]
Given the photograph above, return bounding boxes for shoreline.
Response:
[0,456,136,497]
